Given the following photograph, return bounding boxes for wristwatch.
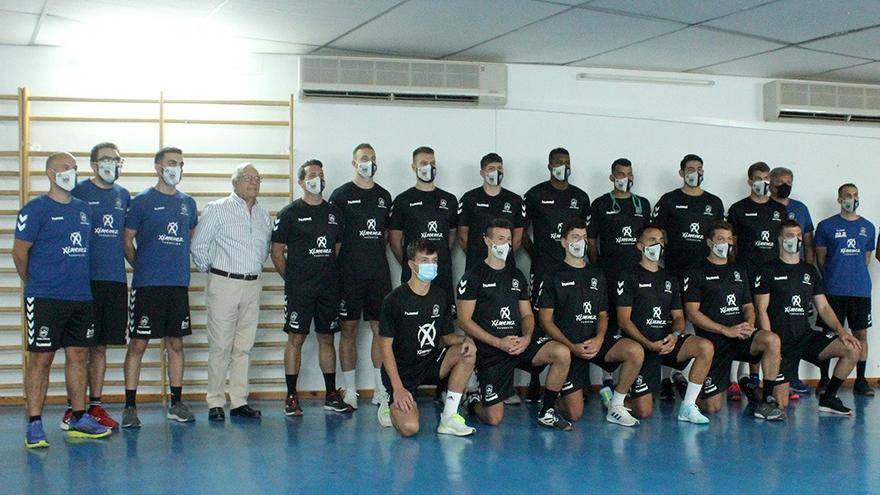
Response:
[672,331,685,338]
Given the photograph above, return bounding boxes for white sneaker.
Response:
[377,395,392,428]
[606,404,639,427]
[677,403,710,424]
[503,394,522,406]
[437,414,476,437]
[371,390,385,406]
[342,388,358,411]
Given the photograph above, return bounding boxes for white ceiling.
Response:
[1,0,880,84]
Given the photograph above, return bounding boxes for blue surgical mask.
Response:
[416,262,438,282]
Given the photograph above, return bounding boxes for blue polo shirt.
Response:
[815,214,875,297]
[72,179,131,283]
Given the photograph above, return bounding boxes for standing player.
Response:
[272,160,351,415]
[123,147,198,427]
[458,152,524,271]
[66,142,129,430]
[459,219,573,430]
[522,147,591,401]
[616,225,714,423]
[14,153,111,447]
[329,143,393,409]
[388,146,458,310]
[815,184,875,396]
[538,218,644,426]
[754,219,861,414]
[377,239,477,437]
[683,220,784,419]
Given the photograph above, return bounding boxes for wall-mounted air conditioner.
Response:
[298,56,507,107]
[763,80,880,124]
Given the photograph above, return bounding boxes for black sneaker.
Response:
[284,394,303,417]
[672,372,688,399]
[659,378,675,401]
[208,407,225,422]
[753,396,786,421]
[324,389,355,413]
[525,380,542,404]
[853,379,875,397]
[537,408,573,431]
[465,392,481,417]
[738,376,758,402]
[818,395,853,416]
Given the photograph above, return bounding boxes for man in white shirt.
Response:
[191,163,272,421]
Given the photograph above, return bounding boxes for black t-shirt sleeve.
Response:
[271,205,291,244]
[387,194,405,231]
[683,268,701,303]
[616,272,634,307]
[753,266,770,295]
[670,275,683,311]
[587,196,602,239]
[328,185,343,207]
[714,197,725,220]
[580,191,592,225]
[516,270,530,301]
[597,272,609,313]
[523,189,536,225]
[438,298,454,338]
[651,194,668,228]
[448,193,459,229]
[811,266,824,297]
[378,293,398,338]
[333,205,345,243]
[381,189,392,225]
[513,195,526,229]
[726,202,739,230]
[456,269,478,301]
[458,193,472,227]
[536,273,556,309]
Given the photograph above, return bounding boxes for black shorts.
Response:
[777,331,838,384]
[381,347,449,404]
[128,286,192,340]
[702,334,762,398]
[339,276,391,322]
[476,335,552,407]
[822,295,872,331]
[91,280,128,346]
[25,297,95,352]
[561,334,623,396]
[631,335,690,398]
[284,287,340,335]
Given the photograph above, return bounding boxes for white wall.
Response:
[1,45,880,399]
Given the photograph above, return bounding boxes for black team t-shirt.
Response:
[754,258,823,344]
[457,261,530,357]
[683,259,753,343]
[726,197,787,276]
[272,199,343,292]
[523,181,591,276]
[588,192,652,282]
[616,265,681,342]
[651,188,724,276]
[329,181,392,281]
[537,263,608,343]
[458,186,525,270]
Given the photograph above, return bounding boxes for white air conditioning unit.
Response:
[763,80,880,124]
[298,56,507,107]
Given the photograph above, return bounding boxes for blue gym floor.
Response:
[2,391,878,495]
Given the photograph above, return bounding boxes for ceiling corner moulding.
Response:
[576,73,716,87]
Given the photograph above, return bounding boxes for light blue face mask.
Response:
[415,262,438,282]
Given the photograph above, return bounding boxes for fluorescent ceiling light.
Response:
[576,73,715,87]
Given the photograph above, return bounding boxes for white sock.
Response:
[443,391,463,420]
[373,368,386,397]
[683,381,701,406]
[342,370,356,394]
[729,362,739,383]
[611,391,626,407]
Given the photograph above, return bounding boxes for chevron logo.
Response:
[458,279,467,295]
[617,280,624,296]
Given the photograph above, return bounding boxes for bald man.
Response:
[13,152,112,448]
[192,163,272,421]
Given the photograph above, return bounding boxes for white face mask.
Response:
[490,242,510,261]
[304,176,325,195]
[54,168,77,192]
[684,171,703,187]
[416,165,436,183]
[643,243,663,262]
[782,237,801,254]
[842,198,859,213]
[485,170,503,186]
[614,177,632,193]
[551,165,570,182]
[356,161,376,179]
[751,180,770,197]
[97,160,119,184]
[711,242,730,259]
[567,239,586,258]
[161,166,182,187]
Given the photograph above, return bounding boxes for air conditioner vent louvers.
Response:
[765,80,880,125]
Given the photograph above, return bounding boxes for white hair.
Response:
[232,162,256,182]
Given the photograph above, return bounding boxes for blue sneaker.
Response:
[790,378,810,395]
[68,413,112,439]
[25,419,49,448]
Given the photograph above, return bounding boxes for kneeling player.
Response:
[755,220,861,415]
[459,219,572,430]
[618,225,714,423]
[684,220,784,420]
[538,218,644,426]
[378,239,477,437]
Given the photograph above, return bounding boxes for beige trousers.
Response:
[205,273,261,409]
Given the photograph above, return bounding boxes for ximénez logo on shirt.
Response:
[785,295,805,315]
[417,321,437,356]
[421,220,444,241]
[682,222,702,241]
[360,218,382,239]
[62,231,88,256]
[616,225,637,245]
[159,222,185,245]
[646,306,666,327]
[720,293,740,316]
[756,230,773,249]
[577,300,597,323]
[492,306,516,329]
[94,214,119,238]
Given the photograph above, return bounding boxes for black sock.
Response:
[762,380,776,401]
[857,361,867,381]
[437,376,449,394]
[66,399,71,409]
[323,373,337,394]
[529,371,541,387]
[819,360,830,381]
[89,396,101,407]
[170,386,182,405]
[29,415,41,423]
[285,374,298,396]
[72,410,85,421]
[539,389,559,416]
[823,377,844,399]
[124,389,137,408]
